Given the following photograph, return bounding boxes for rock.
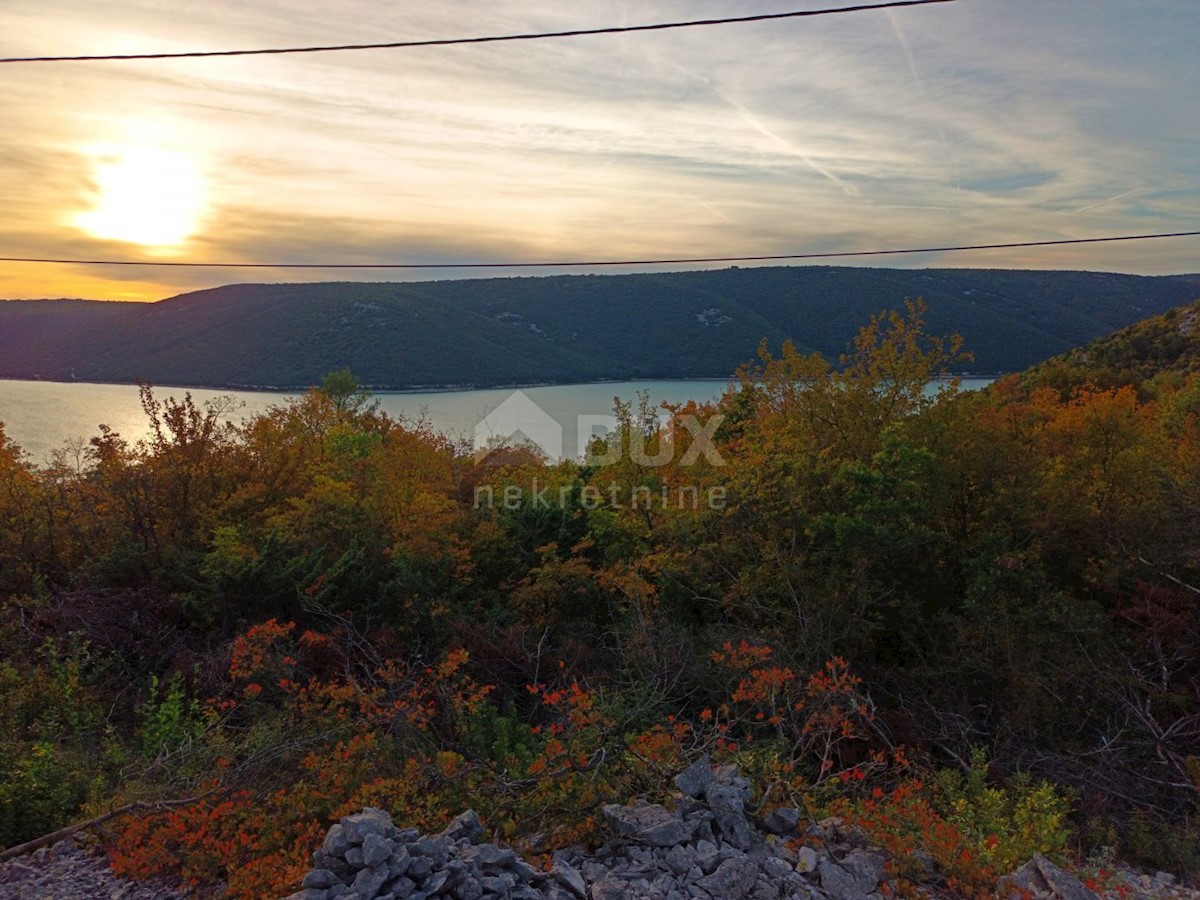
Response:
[807,817,869,852]
[551,859,588,899]
[580,860,609,883]
[461,843,516,868]
[479,872,514,893]
[387,876,416,898]
[343,808,395,844]
[677,797,710,818]
[702,783,754,851]
[841,849,886,890]
[665,845,694,876]
[819,859,870,899]
[1003,858,1048,898]
[602,802,698,848]
[763,856,794,880]
[697,857,759,900]
[513,859,540,883]
[675,756,716,799]
[324,824,353,859]
[387,849,412,879]
[750,876,783,900]
[691,818,717,848]
[712,765,754,804]
[440,810,486,846]
[1001,855,1100,900]
[352,861,391,898]
[305,869,346,889]
[293,759,997,900]
[627,846,655,866]
[362,833,393,869]
[794,846,819,874]
[411,836,452,865]
[423,869,451,893]
[805,817,841,843]
[1037,855,1098,900]
[695,839,721,875]
[407,856,433,880]
[762,808,802,836]
[589,877,629,900]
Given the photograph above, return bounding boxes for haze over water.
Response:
[0,378,994,464]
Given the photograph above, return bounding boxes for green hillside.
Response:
[2,266,1198,389]
[1020,297,1200,394]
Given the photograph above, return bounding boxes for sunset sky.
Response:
[1,0,1196,301]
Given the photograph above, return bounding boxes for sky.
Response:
[0,0,1197,301]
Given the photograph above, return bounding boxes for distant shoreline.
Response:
[0,372,1005,396]
[0,374,735,396]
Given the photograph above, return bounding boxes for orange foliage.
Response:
[834,780,1000,899]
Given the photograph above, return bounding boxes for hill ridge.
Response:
[2,265,1198,390]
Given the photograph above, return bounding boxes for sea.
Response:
[0,378,994,465]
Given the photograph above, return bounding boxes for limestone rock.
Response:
[697,856,759,899]
[440,810,486,846]
[1001,854,1100,900]
[551,859,588,899]
[602,802,698,848]
[303,869,344,889]
[702,782,754,851]
[342,808,395,844]
[762,807,803,836]
[675,756,716,799]
[351,860,390,898]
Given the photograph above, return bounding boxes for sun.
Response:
[74,144,206,249]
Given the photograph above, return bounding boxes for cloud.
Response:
[0,0,1197,300]
[1068,188,1146,216]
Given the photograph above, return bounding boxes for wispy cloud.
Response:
[1069,188,1145,215]
[712,88,861,198]
[0,0,1196,299]
[885,9,923,92]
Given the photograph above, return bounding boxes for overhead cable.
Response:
[2,231,1196,269]
[0,0,956,64]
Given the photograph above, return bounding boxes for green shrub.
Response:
[136,672,205,762]
[933,747,1073,871]
[0,741,91,848]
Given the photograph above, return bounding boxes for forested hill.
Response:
[1021,296,1200,393]
[3,266,1199,389]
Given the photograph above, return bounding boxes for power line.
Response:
[2,231,1196,270]
[0,0,956,64]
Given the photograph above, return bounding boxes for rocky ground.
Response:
[0,836,184,900]
[283,758,1200,900]
[2,759,1197,899]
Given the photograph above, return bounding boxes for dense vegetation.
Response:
[1,300,1198,896]
[1022,298,1200,396]
[3,267,1200,388]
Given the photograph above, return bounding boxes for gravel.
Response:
[0,836,185,900]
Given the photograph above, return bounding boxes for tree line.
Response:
[1,300,1197,895]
